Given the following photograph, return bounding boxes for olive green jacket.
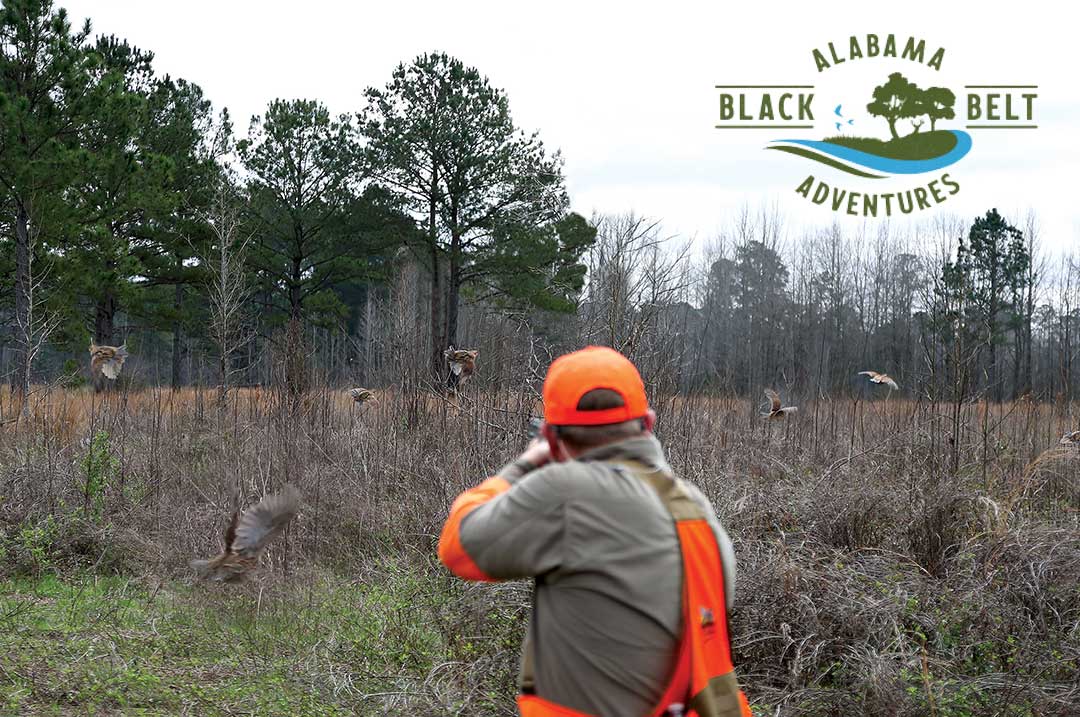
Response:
[456,434,736,717]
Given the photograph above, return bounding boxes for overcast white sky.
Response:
[60,0,1079,253]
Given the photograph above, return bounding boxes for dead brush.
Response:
[0,387,1077,715]
[1008,446,1080,518]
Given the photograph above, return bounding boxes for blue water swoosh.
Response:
[770,130,972,175]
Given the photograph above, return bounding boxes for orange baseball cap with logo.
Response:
[542,346,649,426]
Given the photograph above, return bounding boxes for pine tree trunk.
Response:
[1013,331,1022,399]
[363,286,375,379]
[95,291,116,345]
[171,281,184,390]
[427,166,443,378]
[429,248,443,378]
[13,201,31,405]
[1063,318,1073,403]
[446,230,462,353]
[94,290,117,393]
[284,316,307,397]
[290,255,303,321]
[1024,281,1034,394]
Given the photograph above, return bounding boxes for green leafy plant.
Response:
[60,358,87,388]
[11,516,59,575]
[79,430,118,520]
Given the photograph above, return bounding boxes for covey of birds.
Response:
[1060,431,1080,447]
[348,388,376,404]
[190,486,301,583]
[762,389,797,420]
[444,346,479,386]
[89,342,128,380]
[859,370,899,390]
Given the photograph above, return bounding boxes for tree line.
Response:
[2,0,1077,408]
[579,207,1078,409]
[0,0,592,401]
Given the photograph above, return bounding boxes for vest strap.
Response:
[517,458,751,717]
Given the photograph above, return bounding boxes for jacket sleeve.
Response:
[437,465,566,581]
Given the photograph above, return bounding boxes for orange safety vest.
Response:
[517,461,752,717]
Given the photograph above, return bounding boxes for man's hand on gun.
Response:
[519,418,552,471]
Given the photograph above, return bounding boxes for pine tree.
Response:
[131,77,228,389]
[0,0,96,398]
[963,209,1029,399]
[238,99,367,325]
[362,52,571,375]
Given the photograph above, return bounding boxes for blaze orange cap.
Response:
[542,346,649,426]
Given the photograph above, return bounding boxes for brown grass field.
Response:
[1,384,1077,715]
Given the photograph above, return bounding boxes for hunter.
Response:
[438,346,751,717]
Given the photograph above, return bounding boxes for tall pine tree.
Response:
[362,52,574,375]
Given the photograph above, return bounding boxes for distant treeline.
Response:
[581,209,1078,407]
[2,1,1077,406]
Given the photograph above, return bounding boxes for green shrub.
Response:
[79,430,118,521]
[61,358,87,388]
[1,515,60,576]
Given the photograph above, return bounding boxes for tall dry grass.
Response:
[1,382,1077,715]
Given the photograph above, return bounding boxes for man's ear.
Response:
[643,409,657,433]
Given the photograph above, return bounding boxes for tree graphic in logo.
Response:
[768,71,968,177]
[866,72,922,139]
[866,72,956,138]
[922,86,956,131]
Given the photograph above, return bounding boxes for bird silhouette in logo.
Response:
[834,104,856,133]
[190,486,301,583]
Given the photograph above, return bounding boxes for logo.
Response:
[716,34,1038,216]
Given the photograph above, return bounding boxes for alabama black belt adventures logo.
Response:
[716,34,1038,216]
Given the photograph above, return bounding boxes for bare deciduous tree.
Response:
[202,183,252,406]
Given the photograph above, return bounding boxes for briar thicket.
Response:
[1,2,1078,716]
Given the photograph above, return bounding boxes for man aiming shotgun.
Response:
[438,346,751,717]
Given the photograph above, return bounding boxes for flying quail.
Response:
[859,370,899,390]
[762,389,797,420]
[190,486,301,583]
[444,346,479,388]
[89,342,129,380]
[348,388,376,403]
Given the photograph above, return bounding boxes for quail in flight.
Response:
[762,388,797,420]
[348,388,376,403]
[190,486,301,583]
[444,346,479,389]
[859,370,899,390]
[89,342,129,380]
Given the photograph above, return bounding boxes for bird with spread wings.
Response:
[762,388,797,420]
[348,388,376,404]
[444,346,478,389]
[858,370,899,390]
[89,342,128,380]
[190,486,301,583]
